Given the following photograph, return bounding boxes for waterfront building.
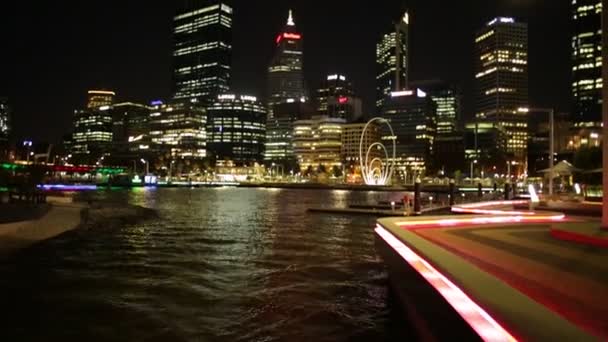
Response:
[376,11,410,112]
[149,102,206,159]
[172,0,232,105]
[0,97,10,149]
[411,80,460,135]
[474,17,528,162]
[206,94,266,165]
[464,122,508,175]
[86,90,115,109]
[265,100,312,166]
[110,102,154,162]
[341,121,381,166]
[316,74,362,122]
[72,104,113,164]
[293,116,345,173]
[434,133,466,176]
[571,0,603,147]
[381,89,436,177]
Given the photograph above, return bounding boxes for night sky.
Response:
[0,0,570,144]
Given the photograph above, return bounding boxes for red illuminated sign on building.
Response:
[283,33,301,40]
[276,33,302,45]
[338,97,349,104]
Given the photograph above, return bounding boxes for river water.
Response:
[0,188,414,341]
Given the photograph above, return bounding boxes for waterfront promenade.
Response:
[376,201,607,341]
[0,201,84,254]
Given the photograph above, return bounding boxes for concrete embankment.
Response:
[0,197,156,255]
[0,203,85,255]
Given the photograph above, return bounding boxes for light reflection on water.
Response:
[0,188,412,341]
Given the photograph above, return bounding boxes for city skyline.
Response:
[0,1,570,143]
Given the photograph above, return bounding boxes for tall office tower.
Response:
[149,103,207,159]
[316,74,363,122]
[268,10,306,114]
[265,10,308,165]
[0,97,10,146]
[173,1,232,105]
[376,11,410,112]
[382,89,437,178]
[475,17,528,162]
[87,90,115,109]
[207,94,267,165]
[410,80,460,135]
[571,0,603,148]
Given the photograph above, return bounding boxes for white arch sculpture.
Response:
[359,117,396,186]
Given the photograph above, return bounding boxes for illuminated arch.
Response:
[359,118,396,186]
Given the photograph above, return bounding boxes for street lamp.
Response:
[169,160,176,182]
[518,107,555,196]
[470,160,478,181]
[140,158,149,175]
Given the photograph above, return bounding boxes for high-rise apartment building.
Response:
[316,74,362,122]
[206,94,266,165]
[376,12,410,112]
[173,1,232,105]
[571,0,603,147]
[474,17,528,161]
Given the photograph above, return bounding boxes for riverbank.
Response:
[0,198,157,256]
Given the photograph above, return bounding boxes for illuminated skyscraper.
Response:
[265,10,308,165]
[571,0,603,148]
[316,74,363,122]
[0,97,10,146]
[110,102,154,162]
[72,92,114,163]
[172,1,232,105]
[87,90,115,109]
[474,17,528,161]
[411,80,460,135]
[376,11,410,112]
[207,94,266,164]
[267,10,306,115]
[382,89,436,176]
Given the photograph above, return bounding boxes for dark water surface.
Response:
[0,188,413,341]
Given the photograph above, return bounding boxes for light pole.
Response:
[519,107,555,196]
[141,159,149,175]
[603,0,608,228]
[169,160,175,182]
[470,160,477,182]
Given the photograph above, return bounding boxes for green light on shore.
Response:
[1,163,25,171]
[96,168,126,175]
